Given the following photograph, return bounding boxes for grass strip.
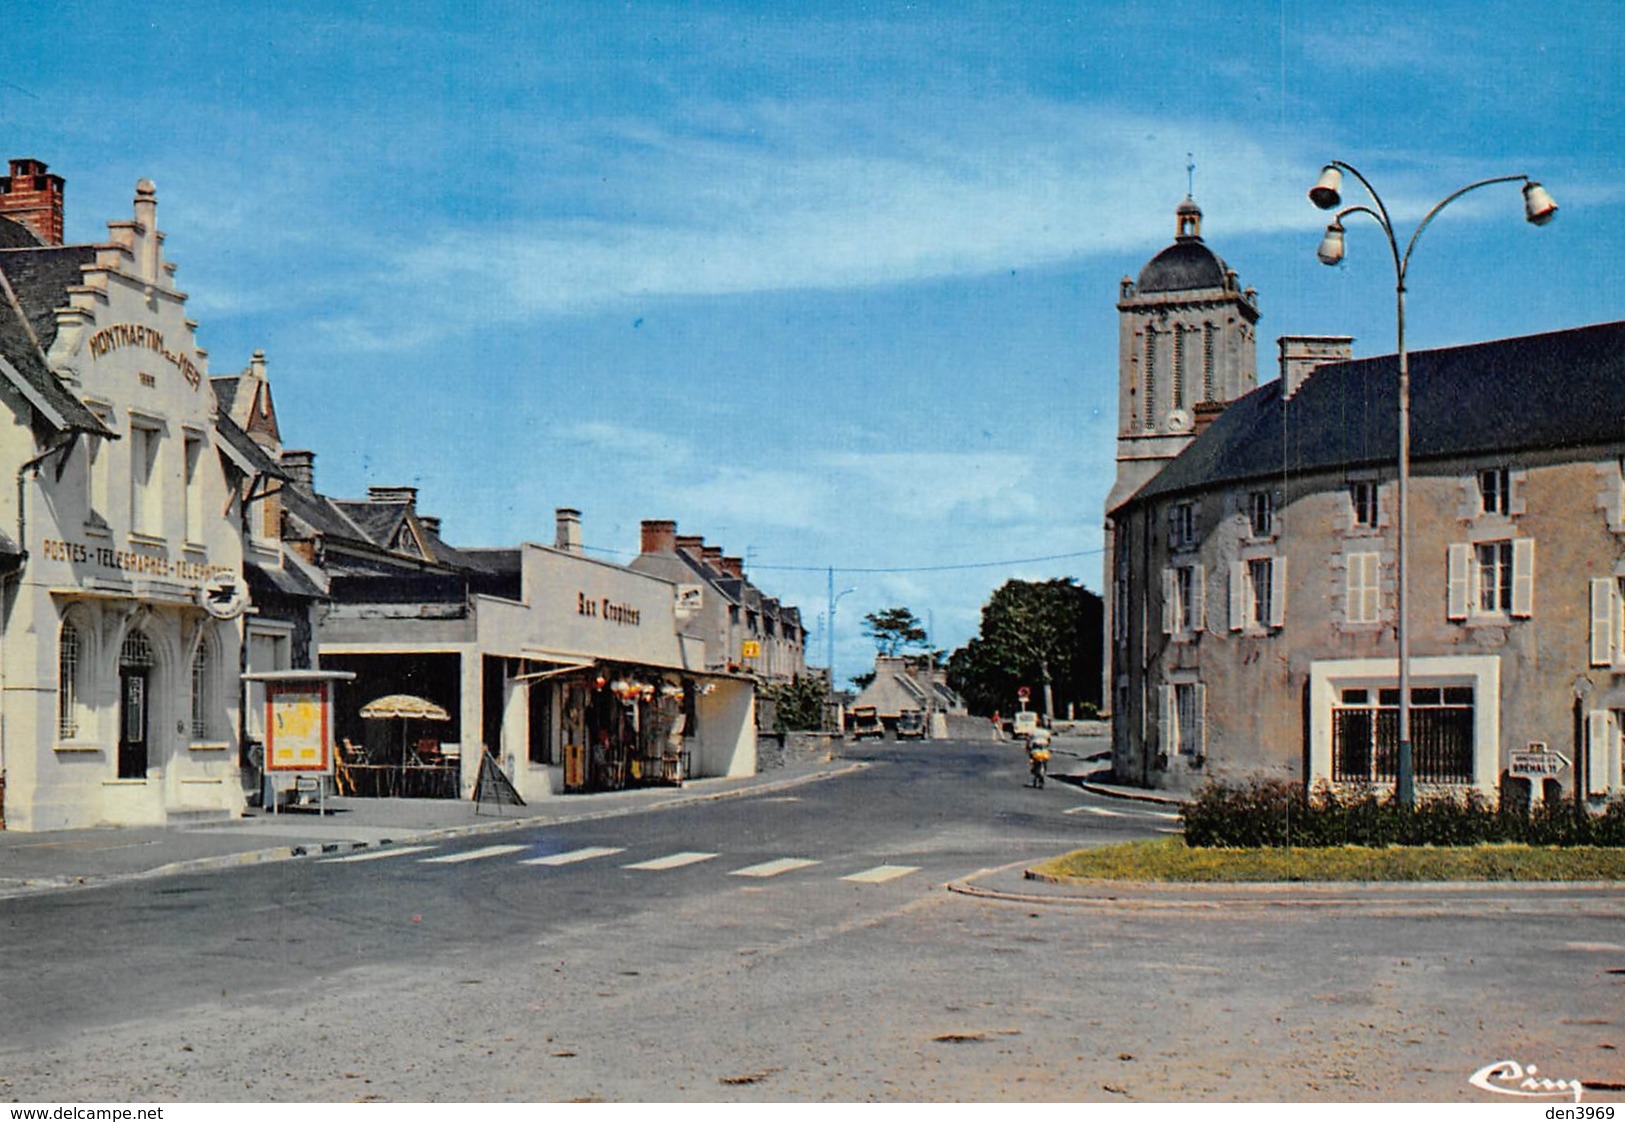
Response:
[1031,838,1625,882]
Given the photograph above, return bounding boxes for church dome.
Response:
[1135,198,1231,294]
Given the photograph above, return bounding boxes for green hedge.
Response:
[1181,779,1625,848]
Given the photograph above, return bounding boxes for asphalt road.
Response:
[2,738,1621,1103]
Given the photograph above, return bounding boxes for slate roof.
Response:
[0,216,40,249]
[0,245,114,435]
[1136,238,1230,295]
[1128,319,1625,509]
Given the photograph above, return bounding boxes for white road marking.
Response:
[419,844,528,864]
[519,846,626,867]
[1066,806,1126,817]
[623,851,719,871]
[320,845,437,863]
[1565,941,1625,952]
[841,865,920,884]
[730,858,821,878]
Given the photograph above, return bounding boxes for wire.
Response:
[579,543,1104,574]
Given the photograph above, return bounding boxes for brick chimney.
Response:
[721,556,744,579]
[280,449,315,490]
[641,519,677,555]
[368,485,418,506]
[0,158,64,246]
[674,534,704,557]
[1192,400,1227,436]
[419,515,442,537]
[701,546,724,572]
[555,507,583,553]
[1278,335,1354,400]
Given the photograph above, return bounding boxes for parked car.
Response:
[1011,710,1040,740]
[895,708,926,740]
[848,705,885,741]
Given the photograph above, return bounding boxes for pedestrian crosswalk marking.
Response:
[624,851,719,871]
[730,858,821,878]
[519,846,626,867]
[320,845,438,863]
[841,865,920,884]
[419,844,528,864]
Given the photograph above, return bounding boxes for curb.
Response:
[1068,780,1187,807]
[99,759,870,890]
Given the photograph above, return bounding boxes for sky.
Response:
[5,1,1624,686]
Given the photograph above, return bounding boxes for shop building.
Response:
[0,160,285,830]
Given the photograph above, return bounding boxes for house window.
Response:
[57,621,81,739]
[190,637,211,739]
[1346,552,1381,624]
[129,423,161,537]
[1165,681,1205,757]
[1162,565,1204,635]
[1231,557,1286,630]
[1333,684,1475,784]
[1478,467,1510,516]
[1168,502,1196,549]
[1476,541,1512,612]
[1248,490,1274,538]
[1349,480,1378,528]
[1448,539,1534,619]
[183,434,204,545]
[1591,577,1625,667]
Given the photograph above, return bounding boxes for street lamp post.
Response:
[1308,161,1557,807]
[826,566,856,688]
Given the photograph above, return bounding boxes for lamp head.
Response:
[1309,165,1343,210]
[1523,181,1558,226]
[1316,221,1345,266]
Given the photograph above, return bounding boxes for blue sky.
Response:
[6,1,1623,685]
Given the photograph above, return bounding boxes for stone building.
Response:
[0,159,294,829]
[1108,316,1625,804]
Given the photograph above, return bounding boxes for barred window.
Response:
[58,622,80,739]
[191,637,211,739]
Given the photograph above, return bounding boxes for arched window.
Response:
[191,636,211,739]
[121,630,154,669]
[57,622,81,739]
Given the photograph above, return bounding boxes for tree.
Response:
[758,674,831,732]
[947,578,1103,719]
[861,607,928,656]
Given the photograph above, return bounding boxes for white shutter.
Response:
[1161,569,1176,635]
[1591,578,1616,667]
[1191,564,1206,632]
[1447,543,1471,620]
[1268,556,1287,628]
[1229,562,1245,631]
[1588,709,1620,797]
[1158,684,1172,757]
[1511,538,1535,617]
[1194,683,1207,757]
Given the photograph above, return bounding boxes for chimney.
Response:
[721,556,744,579]
[641,519,677,555]
[555,507,583,553]
[701,546,724,572]
[280,449,315,490]
[0,158,64,245]
[368,485,418,506]
[132,178,161,283]
[1278,335,1355,400]
[1192,400,1227,436]
[674,534,704,556]
[419,515,442,537]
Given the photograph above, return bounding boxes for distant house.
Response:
[851,655,965,726]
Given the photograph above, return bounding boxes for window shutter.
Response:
[1228,562,1245,631]
[1268,556,1287,628]
[1509,469,1528,516]
[1161,569,1175,634]
[1158,684,1172,755]
[1447,543,1470,620]
[1345,554,1364,622]
[1191,564,1206,632]
[1194,683,1207,756]
[1588,709,1620,797]
[1511,538,1535,617]
[1591,578,1616,667]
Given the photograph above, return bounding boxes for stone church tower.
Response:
[1100,197,1259,714]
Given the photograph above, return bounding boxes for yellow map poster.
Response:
[265,682,332,773]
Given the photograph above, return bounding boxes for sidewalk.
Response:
[0,755,860,899]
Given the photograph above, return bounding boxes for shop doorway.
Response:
[118,631,155,780]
